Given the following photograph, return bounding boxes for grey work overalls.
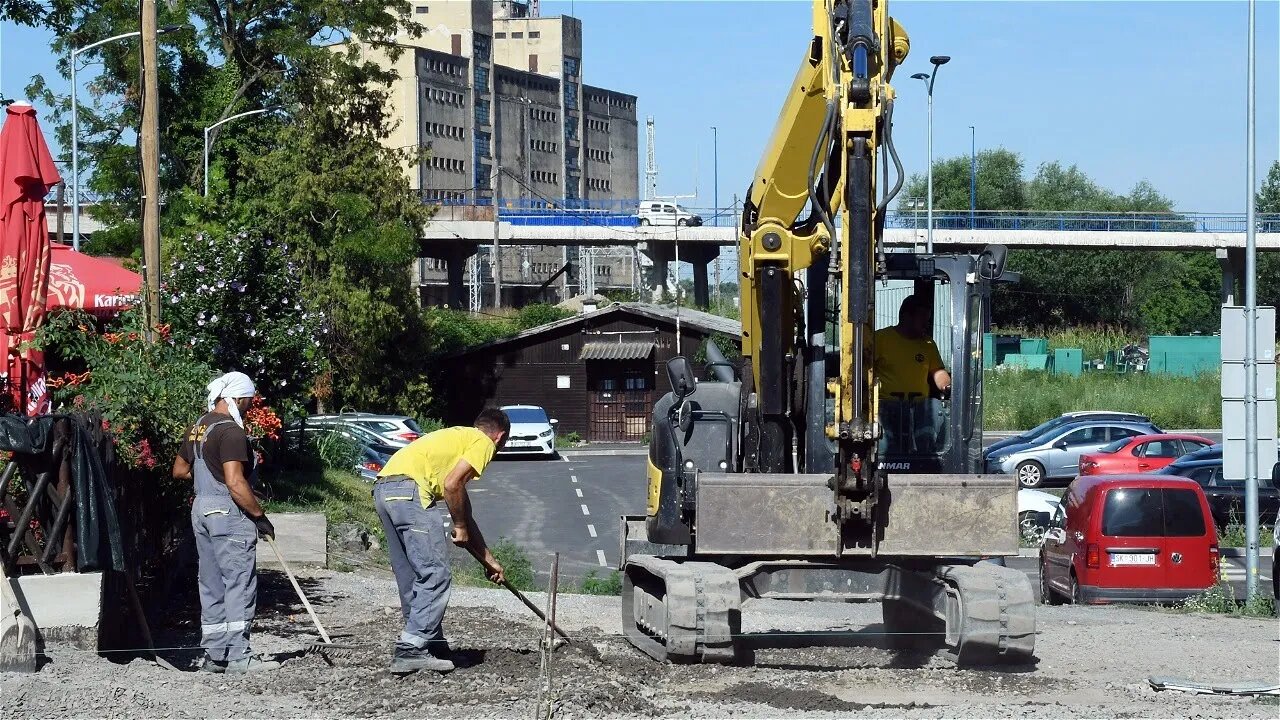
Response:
[372,476,451,652]
[190,420,258,663]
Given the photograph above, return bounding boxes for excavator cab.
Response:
[874,250,1000,475]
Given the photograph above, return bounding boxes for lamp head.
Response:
[930,55,951,67]
[910,72,929,81]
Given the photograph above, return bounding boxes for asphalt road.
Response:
[468,453,646,580]
[472,451,1272,600]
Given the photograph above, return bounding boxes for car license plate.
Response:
[1110,553,1156,566]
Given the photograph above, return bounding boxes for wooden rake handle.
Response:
[266,535,332,645]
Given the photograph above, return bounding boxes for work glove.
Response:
[249,513,276,541]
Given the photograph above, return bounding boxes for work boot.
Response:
[200,656,226,674]
[225,655,281,674]
[389,644,454,674]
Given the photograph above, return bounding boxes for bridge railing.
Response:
[423,196,1280,232]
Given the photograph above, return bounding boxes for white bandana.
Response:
[206,372,257,428]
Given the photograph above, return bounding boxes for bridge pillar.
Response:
[688,246,720,309]
[1217,248,1245,305]
[639,243,673,301]
[421,241,478,310]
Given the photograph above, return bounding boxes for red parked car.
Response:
[1039,475,1218,604]
[1078,434,1214,476]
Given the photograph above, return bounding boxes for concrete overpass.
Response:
[421,215,1279,309]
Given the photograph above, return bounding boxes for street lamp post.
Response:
[203,107,279,196]
[69,25,181,252]
[969,125,976,229]
[911,55,950,254]
[711,126,718,227]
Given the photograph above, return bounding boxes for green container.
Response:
[1020,338,1049,355]
[1004,353,1051,371]
[1148,335,1220,377]
[1054,348,1083,376]
[983,333,1022,368]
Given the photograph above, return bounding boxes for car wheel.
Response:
[639,218,650,226]
[1019,511,1046,545]
[1016,460,1046,489]
[1068,572,1081,604]
[677,218,688,227]
[1040,561,1062,605]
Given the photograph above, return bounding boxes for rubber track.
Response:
[622,556,739,663]
[937,563,1037,665]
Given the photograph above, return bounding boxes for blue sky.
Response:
[3,1,1277,212]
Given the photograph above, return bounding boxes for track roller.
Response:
[937,563,1037,666]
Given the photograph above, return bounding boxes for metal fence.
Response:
[427,197,1280,233]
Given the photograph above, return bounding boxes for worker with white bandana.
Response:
[172,371,280,673]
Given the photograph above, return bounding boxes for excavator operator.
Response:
[875,294,951,453]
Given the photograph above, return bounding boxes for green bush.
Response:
[556,431,582,448]
[515,303,575,330]
[579,569,623,595]
[1218,521,1275,549]
[984,370,1220,430]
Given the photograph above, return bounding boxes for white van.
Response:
[635,201,703,227]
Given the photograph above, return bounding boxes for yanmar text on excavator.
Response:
[618,0,1036,666]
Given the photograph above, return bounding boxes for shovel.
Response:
[0,561,38,672]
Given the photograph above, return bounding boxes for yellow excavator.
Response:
[619,0,1035,665]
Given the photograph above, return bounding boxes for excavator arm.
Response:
[739,0,910,486]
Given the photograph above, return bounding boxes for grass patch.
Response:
[452,538,536,591]
[984,370,1220,430]
[578,569,623,595]
[262,467,382,542]
[1179,582,1276,617]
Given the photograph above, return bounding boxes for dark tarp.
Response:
[0,414,124,572]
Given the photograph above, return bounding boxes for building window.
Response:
[564,83,578,110]
[512,31,524,39]
[475,99,490,125]
[415,5,428,14]
[529,31,540,39]
[474,65,490,88]
[564,56,580,77]
[473,34,491,62]
[495,32,506,39]
[475,131,491,159]
[476,162,492,188]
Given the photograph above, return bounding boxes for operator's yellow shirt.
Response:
[378,426,496,506]
[874,326,945,398]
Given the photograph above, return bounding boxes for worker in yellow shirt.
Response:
[874,294,951,453]
[373,409,509,674]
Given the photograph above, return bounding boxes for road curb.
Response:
[561,448,648,457]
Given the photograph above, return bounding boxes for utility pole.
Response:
[492,164,502,309]
[140,0,162,334]
[969,125,977,229]
[655,192,696,354]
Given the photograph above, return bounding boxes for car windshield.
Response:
[1025,417,1067,438]
[504,407,549,424]
[1097,438,1130,454]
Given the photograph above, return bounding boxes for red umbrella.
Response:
[0,101,60,414]
[46,242,141,314]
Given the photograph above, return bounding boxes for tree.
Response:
[25,2,446,416]
[900,148,1027,211]
[1255,161,1280,312]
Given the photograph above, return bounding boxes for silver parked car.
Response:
[987,420,1162,488]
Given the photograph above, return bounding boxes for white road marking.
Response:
[561,455,570,463]
[575,488,583,498]
[581,504,590,516]
[597,550,608,567]
[587,524,597,538]
[570,475,578,483]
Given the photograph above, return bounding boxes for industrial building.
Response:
[362,0,641,306]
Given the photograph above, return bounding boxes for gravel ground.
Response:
[3,567,1278,719]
